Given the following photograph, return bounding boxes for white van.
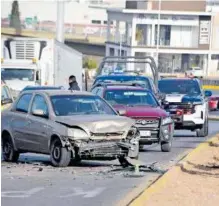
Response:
[185,67,204,78]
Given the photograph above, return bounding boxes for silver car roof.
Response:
[21,90,94,96]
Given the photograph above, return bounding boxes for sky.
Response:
[1,0,125,23]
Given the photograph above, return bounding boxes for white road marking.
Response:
[60,187,106,198]
[2,187,44,198]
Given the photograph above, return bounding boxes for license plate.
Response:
[140,131,151,137]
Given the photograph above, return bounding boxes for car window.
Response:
[158,80,201,95]
[31,94,49,116]
[104,90,158,107]
[96,88,102,96]
[15,94,32,113]
[91,87,98,94]
[1,86,10,100]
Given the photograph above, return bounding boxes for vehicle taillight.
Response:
[176,109,183,116]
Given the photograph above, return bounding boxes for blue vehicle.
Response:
[92,75,159,95]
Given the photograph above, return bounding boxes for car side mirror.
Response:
[1,98,13,105]
[32,109,48,118]
[117,109,126,116]
[204,90,212,97]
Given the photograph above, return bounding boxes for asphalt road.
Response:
[2,121,219,206]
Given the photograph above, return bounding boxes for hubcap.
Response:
[53,146,61,160]
[4,142,11,155]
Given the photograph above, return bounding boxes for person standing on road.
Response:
[68,75,80,91]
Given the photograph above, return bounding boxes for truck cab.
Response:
[1,80,13,111]
[1,58,40,98]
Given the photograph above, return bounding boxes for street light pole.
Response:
[119,32,122,56]
[156,0,161,67]
[56,0,65,42]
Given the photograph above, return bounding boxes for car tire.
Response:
[161,141,172,152]
[2,133,19,162]
[196,118,208,137]
[50,138,71,167]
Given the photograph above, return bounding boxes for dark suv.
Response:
[91,83,174,152]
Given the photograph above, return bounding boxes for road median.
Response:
[129,133,219,206]
[209,115,219,121]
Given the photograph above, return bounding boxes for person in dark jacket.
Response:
[68,75,80,91]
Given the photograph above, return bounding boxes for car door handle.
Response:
[27,121,32,125]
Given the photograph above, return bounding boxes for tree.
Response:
[135,28,143,42]
[83,57,97,70]
[10,1,21,35]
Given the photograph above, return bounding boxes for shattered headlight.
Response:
[127,126,138,139]
[162,117,173,126]
[67,128,89,138]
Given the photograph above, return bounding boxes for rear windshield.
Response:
[104,89,158,107]
[158,80,201,95]
[94,76,151,90]
[23,87,62,91]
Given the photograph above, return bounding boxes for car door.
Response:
[11,93,33,150]
[26,94,50,153]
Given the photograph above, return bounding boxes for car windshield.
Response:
[104,89,158,107]
[1,68,35,81]
[50,95,117,116]
[158,80,201,95]
[94,77,151,90]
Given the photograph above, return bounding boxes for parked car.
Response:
[91,84,174,152]
[1,80,14,111]
[185,67,204,78]
[208,95,219,111]
[158,78,212,137]
[1,90,140,167]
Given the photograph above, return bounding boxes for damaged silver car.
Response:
[1,90,140,167]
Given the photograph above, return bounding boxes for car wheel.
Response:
[2,133,19,162]
[196,118,208,137]
[161,141,172,152]
[50,138,71,167]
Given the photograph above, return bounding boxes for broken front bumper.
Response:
[73,138,139,160]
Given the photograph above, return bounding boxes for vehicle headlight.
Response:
[67,128,89,138]
[162,117,173,125]
[127,126,138,139]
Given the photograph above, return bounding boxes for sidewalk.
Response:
[130,134,219,206]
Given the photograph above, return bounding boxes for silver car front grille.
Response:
[134,118,159,128]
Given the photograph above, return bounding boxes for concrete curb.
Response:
[209,115,219,121]
[128,133,219,206]
[203,85,219,90]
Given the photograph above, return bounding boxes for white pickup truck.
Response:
[1,37,82,97]
[185,67,204,78]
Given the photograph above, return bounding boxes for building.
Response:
[105,0,219,75]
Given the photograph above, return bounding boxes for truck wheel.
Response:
[50,138,71,167]
[196,118,208,137]
[139,145,144,151]
[161,141,172,152]
[2,133,19,162]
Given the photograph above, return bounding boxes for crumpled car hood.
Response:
[55,114,134,134]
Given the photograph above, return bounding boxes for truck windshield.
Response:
[158,80,201,95]
[1,68,35,81]
[104,90,158,107]
[51,95,117,116]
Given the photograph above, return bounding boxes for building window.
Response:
[109,48,114,56]
[217,60,219,71]
[92,20,101,24]
[103,21,113,25]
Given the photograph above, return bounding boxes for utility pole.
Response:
[156,0,161,68]
[56,0,65,42]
